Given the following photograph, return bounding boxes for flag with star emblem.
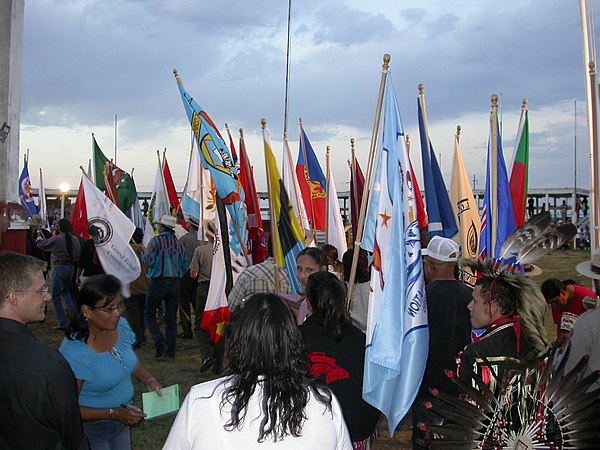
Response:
[361,74,427,434]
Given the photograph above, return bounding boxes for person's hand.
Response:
[113,406,144,425]
[146,377,163,397]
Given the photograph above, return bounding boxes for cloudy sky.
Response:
[18,0,598,196]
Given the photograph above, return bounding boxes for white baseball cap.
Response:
[421,236,459,262]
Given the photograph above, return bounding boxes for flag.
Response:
[509,101,529,227]
[406,137,429,232]
[103,164,120,209]
[349,155,365,242]
[361,75,427,434]
[143,155,170,246]
[38,168,47,224]
[70,180,89,240]
[174,71,247,256]
[479,96,516,260]
[239,129,267,264]
[18,157,38,218]
[92,135,137,212]
[263,121,305,293]
[93,135,109,191]
[162,150,180,213]
[326,162,348,257]
[81,175,141,285]
[417,89,457,238]
[283,137,312,244]
[449,127,481,287]
[200,200,243,344]
[296,122,327,232]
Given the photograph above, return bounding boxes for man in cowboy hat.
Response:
[143,214,188,359]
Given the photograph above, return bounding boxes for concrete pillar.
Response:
[0,0,28,253]
[0,0,24,203]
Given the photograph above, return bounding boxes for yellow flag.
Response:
[449,129,481,286]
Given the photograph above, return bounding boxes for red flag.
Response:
[349,155,365,241]
[70,180,89,240]
[162,151,179,213]
[407,137,429,232]
[509,101,529,227]
[296,122,327,231]
[225,124,238,163]
[239,130,267,264]
[103,164,121,209]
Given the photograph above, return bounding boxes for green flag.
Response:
[93,135,110,191]
[92,134,137,212]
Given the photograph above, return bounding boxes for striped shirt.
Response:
[227,258,292,310]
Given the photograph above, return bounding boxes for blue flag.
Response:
[174,72,247,255]
[479,106,516,260]
[361,74,428,434]
[418,96,457,238]
[296,124,327,231]
[19,159,38,218]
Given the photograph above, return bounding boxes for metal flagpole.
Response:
[580,0,600,253]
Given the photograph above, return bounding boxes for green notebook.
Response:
[142,384,180,421]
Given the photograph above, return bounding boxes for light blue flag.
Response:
[418,98,457,238]
[174,72,247,255]
[361,75,428,434]
[479,108,516,260]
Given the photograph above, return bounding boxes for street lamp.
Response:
[59,183,69,218]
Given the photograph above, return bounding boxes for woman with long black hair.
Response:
[163,293,352,449]
[300,271,380,449]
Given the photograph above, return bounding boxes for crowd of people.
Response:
[1,211,599,449]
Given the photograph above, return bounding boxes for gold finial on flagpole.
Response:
[418,83,424,95]
[491,94,498,106]
[239,128,244,138]
[522,98,528,109]
[261,118,267,128]
[350,137,355,150]
[383,53,390,70]
[457,125,461,136]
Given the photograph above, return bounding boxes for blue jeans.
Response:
[84,420,131,450]
[51,264,74,327]
[145,278,180,356]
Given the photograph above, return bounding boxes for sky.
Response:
[18,0,599,197]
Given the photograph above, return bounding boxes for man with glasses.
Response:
[0,251,88,449]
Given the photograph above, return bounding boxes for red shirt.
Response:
[551,284,594,333]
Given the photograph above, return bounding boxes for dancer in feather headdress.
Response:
[416,214,600,449]
[457,259,550,393]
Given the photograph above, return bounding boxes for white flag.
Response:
[282,137,314,246]
[81,175,141,285]
[39,168,47,223]
[326,165,348,257]
[143,157,170,246]
[201,209,245,343]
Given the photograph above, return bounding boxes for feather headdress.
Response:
[421,345,600,449]
[496,211,577,269]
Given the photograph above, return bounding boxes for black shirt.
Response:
[0,318,88,450]
[300,313,380,441]
[420,280,472,397]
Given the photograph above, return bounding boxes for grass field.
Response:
[28,248,591,449]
